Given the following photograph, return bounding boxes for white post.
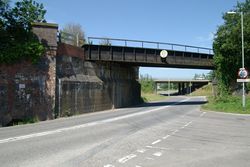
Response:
[241,12,246,110]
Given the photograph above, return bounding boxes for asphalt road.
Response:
[0,96,250,167]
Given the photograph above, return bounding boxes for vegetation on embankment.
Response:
[141,92,167,102]
[191,84,250,114]
[213,1,250,95]
[203,96,250,114]
[200,1,250,114]
[190,83,213,96]
[139,74,167,102]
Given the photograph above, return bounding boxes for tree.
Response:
[139,74,155,93]
[61,23,86,46]
[0,0,46,64]
[213,0,250,95]
[0,0,10,27]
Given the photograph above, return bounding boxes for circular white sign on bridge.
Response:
[160,50,168,58]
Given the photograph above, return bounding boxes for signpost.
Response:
[238,68,248,79]
[237,68,249,110]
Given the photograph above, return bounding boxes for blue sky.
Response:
[14,0,245,79]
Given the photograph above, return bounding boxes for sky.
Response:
[13,0,245,79]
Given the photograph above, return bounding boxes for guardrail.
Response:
[88,37,213,55]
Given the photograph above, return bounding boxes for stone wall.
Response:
[56,44,141,116]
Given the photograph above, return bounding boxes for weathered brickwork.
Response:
[0,23,58,126]
[0,60,54,126]
[0,23,141,126]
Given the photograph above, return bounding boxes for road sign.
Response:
[238,68,248,79]
[160,50,168,58]
[237,79,250,82]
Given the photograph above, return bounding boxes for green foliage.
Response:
[159,83,177,90]
[139,74,155,93]
[203,95,250,114]
[213,0,250,95]
[0,0,46,64]
[190,83,213,96]
[141,93,167,102]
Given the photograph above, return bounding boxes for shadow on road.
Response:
[131,100,207,108]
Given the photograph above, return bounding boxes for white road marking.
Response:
[153,152,163,157]
[0,98,191,144]
[135,165,142,167]
[163,135,170,139]
[148,146,197,151]
[200,112,206,117]
[171,129,179,135]
[184,121,193,127]
[152,139,161,145]
[146,157,154,160]
[104,164,115,167]
[118,154,137,164]
[147,146,171,150]
[146,145,153,148]
[137,149,147,153]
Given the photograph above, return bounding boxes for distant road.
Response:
[0,96,250,167]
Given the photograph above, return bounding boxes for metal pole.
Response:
[241,12,246,110]
[168,79,170,96]
[189,82,192,95]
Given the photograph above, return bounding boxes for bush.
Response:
[139,74,155,93]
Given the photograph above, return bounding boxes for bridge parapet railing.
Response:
[87,37,213,55]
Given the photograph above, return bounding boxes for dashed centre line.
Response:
[152,139,161,145]
[118,154,137,164]
[163,135,170,139]
[184,121,193,127]
[200,112,206,117]
[153,152,163,157]
[103,164,115,167]
[137,149,147,153]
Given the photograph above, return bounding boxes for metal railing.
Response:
[88,37,213,55]
[58,31,84,47]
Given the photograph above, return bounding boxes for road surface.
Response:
[0,96,250,167]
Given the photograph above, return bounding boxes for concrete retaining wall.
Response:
[56,51,141,117]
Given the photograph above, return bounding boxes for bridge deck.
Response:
[154,79,211,83]
[83,44,214,69]
[82,37,214,69]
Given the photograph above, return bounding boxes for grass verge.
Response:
[203,96,250,114]
[190,83,213,96]
[141,93,168,102]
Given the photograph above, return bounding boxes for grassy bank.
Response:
[203,96,250,114]
[190,83,250,114]
[190,83,213,96]
[141,93,168,102]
